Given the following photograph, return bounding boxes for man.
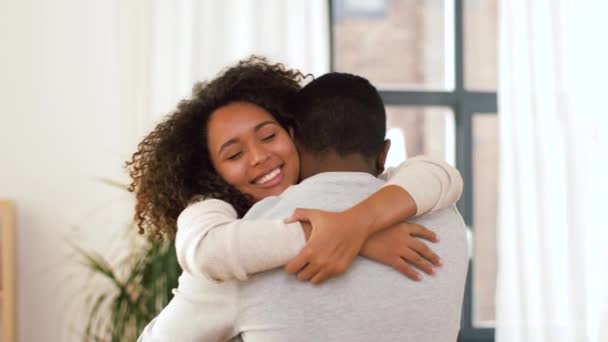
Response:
[231,73,468,341]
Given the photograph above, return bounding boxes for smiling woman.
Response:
[206,101,300,201]
[126,56,306,240]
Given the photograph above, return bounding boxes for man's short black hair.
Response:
[289,72,386,158]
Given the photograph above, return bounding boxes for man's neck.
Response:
[298,151,377,181]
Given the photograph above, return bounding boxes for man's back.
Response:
[237,172,468,342]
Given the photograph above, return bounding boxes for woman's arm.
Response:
[379,155,463,217]
[176,198,439,283]
[175,199,305,281]
[177,155,460,283]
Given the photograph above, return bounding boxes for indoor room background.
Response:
[0,1,607,341]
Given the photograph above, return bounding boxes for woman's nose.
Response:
[249,144,270,166]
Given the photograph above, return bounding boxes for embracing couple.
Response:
[130,56,468,341]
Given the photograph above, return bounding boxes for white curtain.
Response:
[117,0,329,136]
[497,0,608,341]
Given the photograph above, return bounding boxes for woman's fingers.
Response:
[285,247,311,274]
[407,223,439,242]
[284,208,314,224]
[310,270,330,285]
[285,248,319,282]
[284,208,363,284]
[296,263,318,281]
[391,258,422,281]
[408,239,442,267]
[402,249,435,275]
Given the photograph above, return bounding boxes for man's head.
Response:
[289,72,390,179]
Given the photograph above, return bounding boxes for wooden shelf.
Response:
[0,200,17,342]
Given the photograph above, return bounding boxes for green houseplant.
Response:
[75,179,181,342]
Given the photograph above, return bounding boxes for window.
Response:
[330,0,498,340]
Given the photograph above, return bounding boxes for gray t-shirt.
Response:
[235,172,469,342]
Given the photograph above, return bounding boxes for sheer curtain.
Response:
[117,0,329,136]
[496,0,608,341]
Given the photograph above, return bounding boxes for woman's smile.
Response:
[252,166,283,186]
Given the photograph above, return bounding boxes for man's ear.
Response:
[376,139,391,174]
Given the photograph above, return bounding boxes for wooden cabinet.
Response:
[0,200,16,342]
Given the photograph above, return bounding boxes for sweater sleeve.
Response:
[175,199,305,282]
[137,275,238,342]
[379,155,463,216]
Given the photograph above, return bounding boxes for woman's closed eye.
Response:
[261,133,276,142]
[226,151,242,160]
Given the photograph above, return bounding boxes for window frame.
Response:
[329,0,497,341]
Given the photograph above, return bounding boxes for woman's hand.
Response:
[284,208,369,285]
[360,222,441,281]
[285,209,442,284]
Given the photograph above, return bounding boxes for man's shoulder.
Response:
[246,172,384,219]
[283,172,384,199]
[244,194,282,219]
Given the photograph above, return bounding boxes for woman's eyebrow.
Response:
[254,121,278,132]
[218,138,239,154]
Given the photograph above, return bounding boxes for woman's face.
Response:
[207,101,300,202]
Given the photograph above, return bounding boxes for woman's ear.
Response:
[376,139,391,174]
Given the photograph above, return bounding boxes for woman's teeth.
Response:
[255,168,281,184]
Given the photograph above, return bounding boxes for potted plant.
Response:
[74,180,180,342]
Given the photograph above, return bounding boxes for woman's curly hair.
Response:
[126,56,309,239]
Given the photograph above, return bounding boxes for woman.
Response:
[131,57,462,340]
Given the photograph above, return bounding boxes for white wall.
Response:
[0,1,328,340]
[0,1,142,340]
